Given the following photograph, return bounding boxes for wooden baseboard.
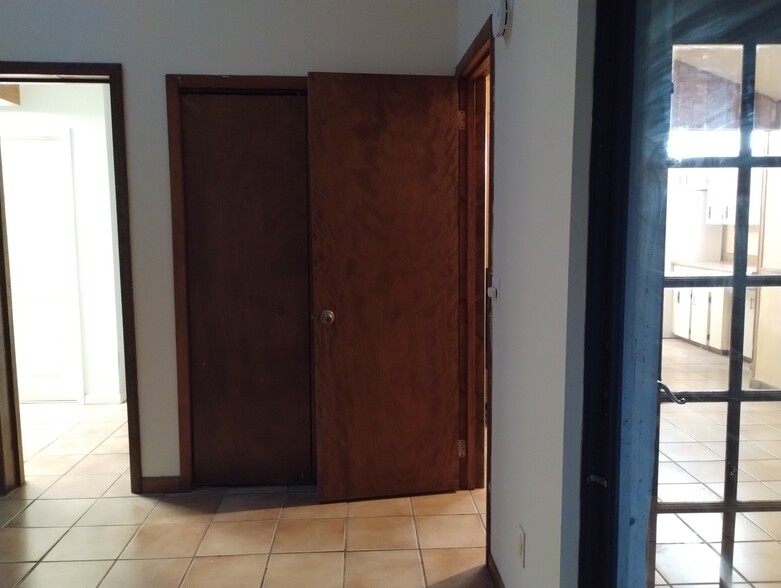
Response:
[487,552,506,588]
[140,476,183,494]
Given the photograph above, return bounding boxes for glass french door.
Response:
[642,4,781,586]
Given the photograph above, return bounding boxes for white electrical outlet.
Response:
[518,524,526,567]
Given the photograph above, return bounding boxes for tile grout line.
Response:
[257,486,289,588]
[409,496,429,588]
[14,404,133,588]
[111,488,162,584]
[342,496,349,588]
[14,405,553,586]
[10,408,109,586]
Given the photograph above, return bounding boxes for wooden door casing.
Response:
[0,140,24,494]
[309,73,460,501]
[0,63,138,495]
[181,92,312,486]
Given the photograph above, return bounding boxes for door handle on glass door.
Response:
[658,380,686,404]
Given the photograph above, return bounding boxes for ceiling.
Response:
[674,44,781,101]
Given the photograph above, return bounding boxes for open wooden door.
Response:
[308,73,460,501]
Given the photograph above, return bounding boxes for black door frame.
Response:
[579,1,781,585]
[578,0,638,583]
[0,62,140,494]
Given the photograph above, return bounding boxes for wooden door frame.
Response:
[456,18,493,492]
[166,75,309,492]
[167,63,497,500]
[455,17,501,588]
[0,62,140,495]
[0,144,20,495]
[169,70,493,498]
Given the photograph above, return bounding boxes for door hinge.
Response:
[457,110,466,130]
[458,439,466,458]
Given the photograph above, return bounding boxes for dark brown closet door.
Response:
[308,73,460,501]
[182,93,311,486]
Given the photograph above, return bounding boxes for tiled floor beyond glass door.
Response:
[655,340,781,587]
[0,404,492,588]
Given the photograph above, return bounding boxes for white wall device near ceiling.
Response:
[492,0,510,38]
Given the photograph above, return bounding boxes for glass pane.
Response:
[752,45,781,157]
[665,169,737,278]
[746,287,781,391]
[746,168,763,274]
[749,168,781,277]
[743,287,757,369]
[718,167,779,277]
[655,533,749,584]
[669,45,743,159]
[656,513,780,583]
[658,401,725,503]
[662,288,731,392]
[738,400,781,501]
[732,522,781,583]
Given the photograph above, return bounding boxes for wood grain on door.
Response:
[182,93,312,486]
[308,73,460,501]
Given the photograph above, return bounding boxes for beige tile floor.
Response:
[655,339,781,587]
[1,403,492,587]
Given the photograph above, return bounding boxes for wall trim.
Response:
[487,552,506,588]
[141,476,183,494]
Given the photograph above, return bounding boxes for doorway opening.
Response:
[0,64,139,496]
[167,57,494,505]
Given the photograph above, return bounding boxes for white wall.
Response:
[0,84,125,405]
[458,1,594,586]
[0,0,457,476]
[2,5,597,585]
